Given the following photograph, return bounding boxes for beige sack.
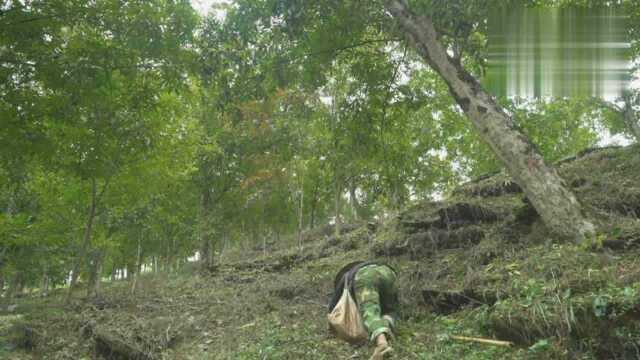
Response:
[327,283,368,344]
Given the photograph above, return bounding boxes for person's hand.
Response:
[370,343,392,360]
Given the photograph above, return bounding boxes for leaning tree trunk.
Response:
[385,0,595,242]
[622,92,640,142]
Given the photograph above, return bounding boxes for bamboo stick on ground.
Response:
[450,335,513,347]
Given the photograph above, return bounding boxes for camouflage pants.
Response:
[354,264,399,342]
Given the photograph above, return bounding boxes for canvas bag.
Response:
[327,280,368,344]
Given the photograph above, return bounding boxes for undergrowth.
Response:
[2,145,640,359]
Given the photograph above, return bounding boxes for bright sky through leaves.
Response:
[191,0,225,17]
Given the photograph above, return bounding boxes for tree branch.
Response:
[0,58,36,68]
[279,38,401,65]
[596,97,623,113]
[1,15,57,26]
[96,177,110,203]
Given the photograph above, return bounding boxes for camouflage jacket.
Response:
[327,260,395,313]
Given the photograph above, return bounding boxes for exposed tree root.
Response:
[93,325,153,360]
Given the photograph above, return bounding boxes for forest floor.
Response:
[2,144,640,360]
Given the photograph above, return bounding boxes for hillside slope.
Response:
[2,145,640,359]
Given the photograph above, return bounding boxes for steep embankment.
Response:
[2,145,640,359]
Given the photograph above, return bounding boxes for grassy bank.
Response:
[2,145,640,359]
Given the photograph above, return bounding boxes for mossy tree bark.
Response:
[385,0,595,242]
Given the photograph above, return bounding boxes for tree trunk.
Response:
[15,275,25,296]
[622,92,640,142]
[169,236,177,273]
[87,250,103,298]
[385,0,595,242]
[111,264,117,282]
[40,264,49,297]
[7,272,22,301]
[199,188,214,271]
[334,175,342,238]
[165,254,172,274]
[41,274,48,297]
[349,182,368,220]
[67,179,99,302]
[309,184,318,230]
[94,255,103,295]
[218,231,227,263]
[391,181,404,210]
[130,237,142,295]
[262,231,267,258]
[298,175,304,250]
[126,263,133,281]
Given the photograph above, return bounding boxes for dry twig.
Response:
[450,335,513,347]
